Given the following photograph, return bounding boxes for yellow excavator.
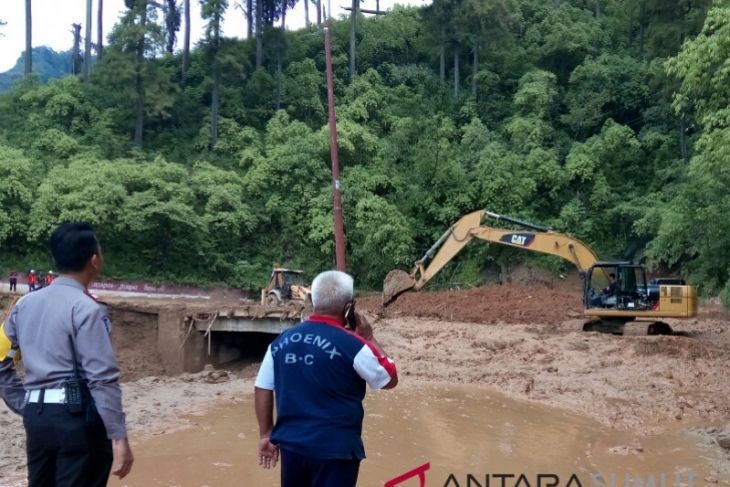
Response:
[383,210,697,334]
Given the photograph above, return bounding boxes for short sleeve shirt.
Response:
[255,316,397,460]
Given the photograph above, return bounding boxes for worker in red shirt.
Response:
[27,270,37,292]
[45,271,55,286]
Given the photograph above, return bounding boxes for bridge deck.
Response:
[190,308,302,334]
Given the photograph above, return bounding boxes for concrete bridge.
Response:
[107,302,303,374]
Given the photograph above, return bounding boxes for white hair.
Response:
[311,270,354,311]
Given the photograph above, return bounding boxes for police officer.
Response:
[0,222,133,486]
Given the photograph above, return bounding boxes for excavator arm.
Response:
[383,210,600,304]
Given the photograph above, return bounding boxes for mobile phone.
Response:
[345,301,357,330]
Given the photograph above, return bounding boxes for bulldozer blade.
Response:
[382,270,417,306]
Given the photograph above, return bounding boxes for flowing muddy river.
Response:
[109,383,725,487]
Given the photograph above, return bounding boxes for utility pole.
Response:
[324,20,347,272]
[71,24,82,75]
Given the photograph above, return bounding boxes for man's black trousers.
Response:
[23,403,113,487]
[281,448,361,487]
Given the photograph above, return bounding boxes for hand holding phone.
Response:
[345,301,357,330]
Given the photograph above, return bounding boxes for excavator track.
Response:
[646,321,673,335]
[582,319,627,335]
[582,319,674,336]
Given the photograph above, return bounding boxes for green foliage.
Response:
[0,0,721,301]
[562,54,647,137]
[645,4,730,298]
[523,2,605,81]
[513,69,557,118]
[0,146,37,247]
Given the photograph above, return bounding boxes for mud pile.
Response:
[360,283,584,325]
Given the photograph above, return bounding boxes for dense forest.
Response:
[0,0,728,303]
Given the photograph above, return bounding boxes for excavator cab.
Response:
[584,263,651,311]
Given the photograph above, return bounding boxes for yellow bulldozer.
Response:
[383,210,697,334]
[261,268,312,307]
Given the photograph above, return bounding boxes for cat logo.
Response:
[511,234,528,245]
[500,233,535,247]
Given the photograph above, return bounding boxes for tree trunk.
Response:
[439,27,445,82]
[316,0,322,26]
[84,0,92,81]
[281,2,286,29]
[471,41,478,99]
[71,24,82,74]
[304,0,310,26]
[275,52,282,110]
[211,68,220,148]
[255,0,263,69]
[182,0,191,81]
[210,7,222,149]
[246,0,253,38]
[24,0,32,76]
[595,0,601,17]
[97,0,103,60]
[638,0,647,60]
[165,0,177,53]
[134,3,147,146]
[679,112,689,165]
[349,0,358,83]
[453,46,459,99]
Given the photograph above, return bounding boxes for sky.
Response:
[0,0,430,72]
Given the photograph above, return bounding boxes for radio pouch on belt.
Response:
[64,336,86,414]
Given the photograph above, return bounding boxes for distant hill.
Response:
[0,46,72,91]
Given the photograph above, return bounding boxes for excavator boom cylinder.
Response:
[485,211,550,233]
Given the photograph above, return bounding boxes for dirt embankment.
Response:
[359,283,584,325]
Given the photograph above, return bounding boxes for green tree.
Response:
[95,3,177,146]
[524,2,605,82]
[116,158,207,275]
[562,54,648,138]
[562,120,645,257]
[283,59,325,127]
[201,0,229,148]
[645,4,730,297]
[0,146,37,249]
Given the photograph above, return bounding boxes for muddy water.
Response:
[111,384,724,487]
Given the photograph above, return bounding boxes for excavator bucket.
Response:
[382,270,417,306]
